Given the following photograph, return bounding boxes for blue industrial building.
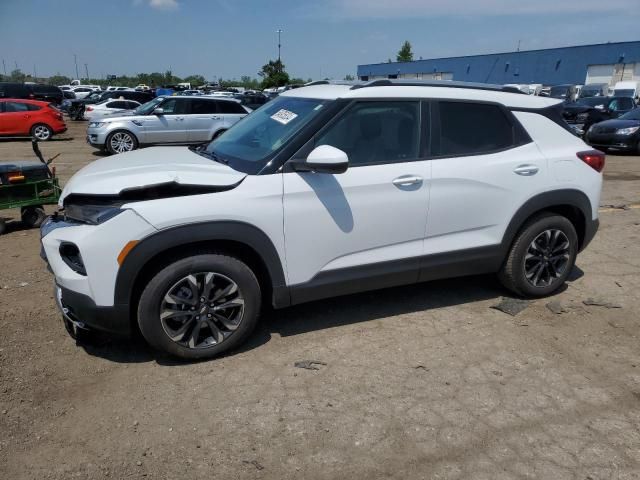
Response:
[357,41,640,86]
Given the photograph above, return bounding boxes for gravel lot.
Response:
[1,120,640,479]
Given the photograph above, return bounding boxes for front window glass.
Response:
[132,97,163,115]
[202,96,329,174]
[315,101,420,166]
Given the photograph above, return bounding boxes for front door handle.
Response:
[211,116,222,120]
[392,175,423,187]
[514,164,539,176]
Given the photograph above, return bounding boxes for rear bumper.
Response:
[55,284,131,336]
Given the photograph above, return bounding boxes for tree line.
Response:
[0,60,313,90]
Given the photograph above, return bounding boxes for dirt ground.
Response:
[1,121,640,479]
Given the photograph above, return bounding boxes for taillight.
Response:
[86,106,93,111]
[577,150,605,172]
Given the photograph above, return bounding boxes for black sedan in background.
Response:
[563,96,636,136]
[585,108,640,154]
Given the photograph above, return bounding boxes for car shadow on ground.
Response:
[0,137,74,143]
[0,218,39,234]
[77,273,530,365]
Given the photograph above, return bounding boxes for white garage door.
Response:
[586,64,614,85]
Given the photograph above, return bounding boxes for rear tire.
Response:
[137,253,261,360]
[21,206,46,228]
[498,213,578,298]
[0,219,6,235]
[30,124,53,141]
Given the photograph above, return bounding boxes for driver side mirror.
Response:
[290,145,349,174]
[153,108,164,115]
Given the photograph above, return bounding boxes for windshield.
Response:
[576,97,609,108]
[620,108,640,121]
[549,86,571,98]
[579,88,603,98]
[614,89,635,98]
[202,96,329,174]
[133,97,163,115]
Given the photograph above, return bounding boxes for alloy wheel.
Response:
[159,272,245,349]
[33,125,51,140]
[110,132,134,153]
[524,229,571,287]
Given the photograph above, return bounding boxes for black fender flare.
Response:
[500,189,595,254]
[114,221,289,308]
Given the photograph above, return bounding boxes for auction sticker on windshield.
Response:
[271,109,298,125]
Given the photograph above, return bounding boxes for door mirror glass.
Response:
[292,145,349,174]
[153,108,164,115]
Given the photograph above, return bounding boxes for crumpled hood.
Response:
[60,146,246,204]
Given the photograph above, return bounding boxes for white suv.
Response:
[41,80,603,359]
[86,96,248,155]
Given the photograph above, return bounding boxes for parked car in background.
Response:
[135,84,150,91]
[106,86,130,92]
[70,86,95,99]
[613,81,639,100]
[585,107,640,153]
[68,90,154,120]
[549,84,578,101]
[0,82,64,105]
[563,96,636,136]
[579,83,609,98]
[0,99,66,140]
[60,90,77,113]
[84,99,141,121]
[86,96,248,154]
[234,92,269,110]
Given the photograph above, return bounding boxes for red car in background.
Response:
[0,99,67,141]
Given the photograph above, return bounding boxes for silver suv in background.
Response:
[86,96,249,154]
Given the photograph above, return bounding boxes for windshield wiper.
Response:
[190,146,229,165]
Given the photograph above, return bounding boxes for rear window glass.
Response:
[436,102,515,156]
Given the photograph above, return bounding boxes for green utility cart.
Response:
[0,139,61,235]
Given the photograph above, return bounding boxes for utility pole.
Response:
[517,39,521,52]
[74,54,79,80]
[84,63,89,81]
[276,29,283,62]
[2,59,6,76]
[33,64,37,80]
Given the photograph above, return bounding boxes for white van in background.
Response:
[613,81,639,100]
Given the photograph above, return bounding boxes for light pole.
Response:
[1,59,6,76]
[84,63,89,81]
[74,54,79,80]
[276,29,283,62]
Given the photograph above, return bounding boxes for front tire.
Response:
[137,254,261,360]
[499,213,578,298]
[106,130,138,155]
[30,124,53,141]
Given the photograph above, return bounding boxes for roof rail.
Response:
[350,79,525,94]
[304,80,363,87]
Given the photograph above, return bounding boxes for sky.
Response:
[1,0,639,82]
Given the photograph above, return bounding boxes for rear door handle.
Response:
[513,164,539,176]
[392,175,423,187]
[211,116,222,120]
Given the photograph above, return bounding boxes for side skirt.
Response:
[286,246,504,307]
